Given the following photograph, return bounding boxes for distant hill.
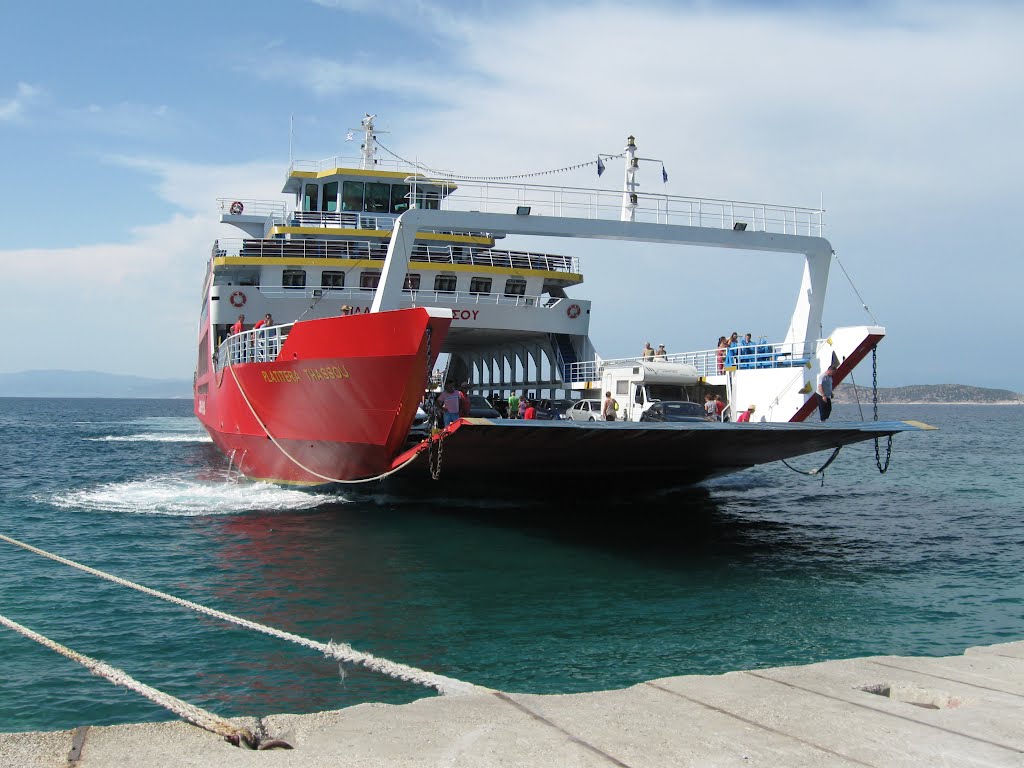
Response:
[0,370,191,399]
[834,383,1024,404]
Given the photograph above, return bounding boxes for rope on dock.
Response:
[0,613,258,748]
[0,533,484,697]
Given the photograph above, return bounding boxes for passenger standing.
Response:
[737,405,755,423]
[458,383,472,418]
[518,396,528,419]
[436,382,461,428]
[230,314,245,335]
[714,394,727,422]
[817,365,835,422]
[508,391,520,419]
[642,342,655,360]
[654,344,667,361]
[523,399,537,420]
[254,313,273,329]
[704,393,717,420]
[601,390,618,421]
[716,336,728,374]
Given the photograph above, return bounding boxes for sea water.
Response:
[0,397,1021,733]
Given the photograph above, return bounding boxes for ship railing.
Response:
[213,238,580,273]
[409,178,824,237]
[564,339,818,382]
[282,210,497,238]
[214,324,294,370]
[251,284,551,308]
[288,156,457,177]
[217,198,288,220]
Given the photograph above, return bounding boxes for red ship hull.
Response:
[194,308,450,486]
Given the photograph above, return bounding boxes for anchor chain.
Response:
[424,327,444,480]
[872,345,893,473]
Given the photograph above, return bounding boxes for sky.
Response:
[1,0,1022,388]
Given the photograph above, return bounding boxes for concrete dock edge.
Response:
[2,641,1022,767]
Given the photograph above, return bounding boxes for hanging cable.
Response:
[832,251,879,325]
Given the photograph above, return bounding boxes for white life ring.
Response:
[229,291,247,308]
[229,201,244,215]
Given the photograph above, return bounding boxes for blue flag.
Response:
[597,157,605,177]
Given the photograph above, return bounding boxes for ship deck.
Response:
[388,418,932,493]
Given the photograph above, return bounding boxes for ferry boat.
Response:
[194,115,924,489]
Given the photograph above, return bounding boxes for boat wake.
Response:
[85,433,213,443]
[46,473,341,516]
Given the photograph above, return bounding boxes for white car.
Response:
[565,399,603,422]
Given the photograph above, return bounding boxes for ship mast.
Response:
[359,114,377,169]
[621,135,638,222]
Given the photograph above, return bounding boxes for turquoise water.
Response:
[1,398,1022,733]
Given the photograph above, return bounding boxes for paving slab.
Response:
[0,729,72,768]
[868,651,1024,696]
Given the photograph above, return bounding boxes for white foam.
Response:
[86,433,213,443]
[46,474,343,516]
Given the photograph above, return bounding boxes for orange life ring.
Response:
[229,291,247,308]
[566,303,581,319]
[229,201,244,215]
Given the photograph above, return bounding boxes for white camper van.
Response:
[602,362,702,421]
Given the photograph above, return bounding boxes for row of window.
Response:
[303,181,442,215]
[282,269,526,296]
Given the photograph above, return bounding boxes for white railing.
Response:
[215,324,292,370]
[288,156,457,177]
[249,284,552,308]
[212,237,581,273]
[563,339,818,382]
[216,198,288,219]
[410,178,824,237]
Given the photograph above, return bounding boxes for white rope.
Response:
[227,363,428,484]
[0,613,256,747]
[832,251,879,325]
[0,534,484,697]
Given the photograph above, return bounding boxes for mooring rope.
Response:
[0,534,483,697]
[227,363,433,485]
[780,446,843,487]
[0,613,260,748]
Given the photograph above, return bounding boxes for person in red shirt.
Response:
[457,383,472,417]
[230,314,245,335]
[714,394,727,421]
[737,405,755,422]
[253,313,272,329]
[523,399,537,420]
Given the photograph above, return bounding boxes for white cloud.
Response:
[0,82,42,122]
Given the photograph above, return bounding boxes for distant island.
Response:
[0,370,191,399]
[834,383,1024,405]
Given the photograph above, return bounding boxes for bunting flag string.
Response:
[375,140,629,183]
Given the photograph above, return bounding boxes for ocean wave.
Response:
[46,474,342,516]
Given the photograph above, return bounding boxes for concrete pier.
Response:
[3,640,1022,767]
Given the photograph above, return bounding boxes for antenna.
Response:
[289,114,294,166]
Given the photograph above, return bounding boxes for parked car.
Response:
[565,399,603,422]
[534,398,575,420]
[468,395,501,419]
[639,401,707,423]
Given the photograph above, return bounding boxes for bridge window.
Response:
[303,184,320,212]
[404,273,421,290]
[434,274,457,292]
[342,181,364,212]
[283,269,306,288]
[504,278,527,296]
[415,189,441,210]
[390,184,410,214]
[365,183,390,213]
[360,271,380,290]
[323,182,339,213]
[322,271,345,288]
[469,277,492,294]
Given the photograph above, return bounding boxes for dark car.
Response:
[534,398,575,420]
[468,395,501,419]
[639,401,708,422]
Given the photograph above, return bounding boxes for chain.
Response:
[872,345,892,473]
[424,327,444,480]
